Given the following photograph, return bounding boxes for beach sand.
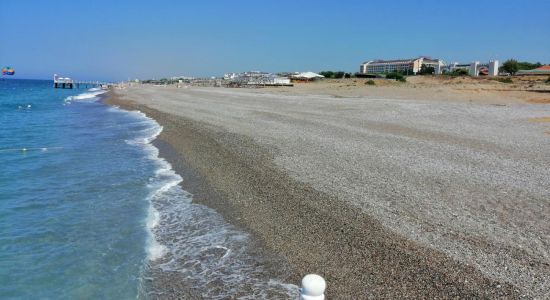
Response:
[106,79,550,298]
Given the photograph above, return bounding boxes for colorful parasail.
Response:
[2,67,15,75]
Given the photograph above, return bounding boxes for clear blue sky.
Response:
[1,0,549,81]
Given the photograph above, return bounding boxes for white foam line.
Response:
[108,104,171,261]
[64,88,107,103]
[146,205,166,260]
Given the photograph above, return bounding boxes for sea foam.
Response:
[112,106,299,298]
[123,111,169,261]
[64,88,107,103]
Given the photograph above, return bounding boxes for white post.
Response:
[300,274,326,300]
[489,60,499,76]
[469,61,479,77]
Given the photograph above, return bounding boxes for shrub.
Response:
[365,80,375,85]
[354,73,376,78]
[494,77,513,84]
[449,69,469,76]
[386,72,406,82]
[385,72,399,79]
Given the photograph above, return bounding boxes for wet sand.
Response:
[106,83,550,298]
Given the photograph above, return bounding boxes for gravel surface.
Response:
[109,86,550,298]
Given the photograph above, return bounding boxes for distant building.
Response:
[223,73,239,80]
[359,57,445,75]
[224,71,291,86]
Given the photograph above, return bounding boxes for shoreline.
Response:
[103,90,528,298]
[105,94,298,298]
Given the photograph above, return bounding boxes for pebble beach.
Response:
[106,81,550,298]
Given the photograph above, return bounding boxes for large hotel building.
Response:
[360,57,445,75]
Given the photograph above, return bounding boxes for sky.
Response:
[1,0,549,81]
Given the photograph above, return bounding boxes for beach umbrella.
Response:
[2,67,15,75]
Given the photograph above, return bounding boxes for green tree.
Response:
[502,59,519,75]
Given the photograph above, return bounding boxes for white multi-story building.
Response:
[360,57,445,75]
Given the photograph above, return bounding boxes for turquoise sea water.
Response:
[0,79,298,299]
[0,79,157,298]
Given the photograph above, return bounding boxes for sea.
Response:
[0,79,297,299]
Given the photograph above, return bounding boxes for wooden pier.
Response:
[53,74,111,89]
